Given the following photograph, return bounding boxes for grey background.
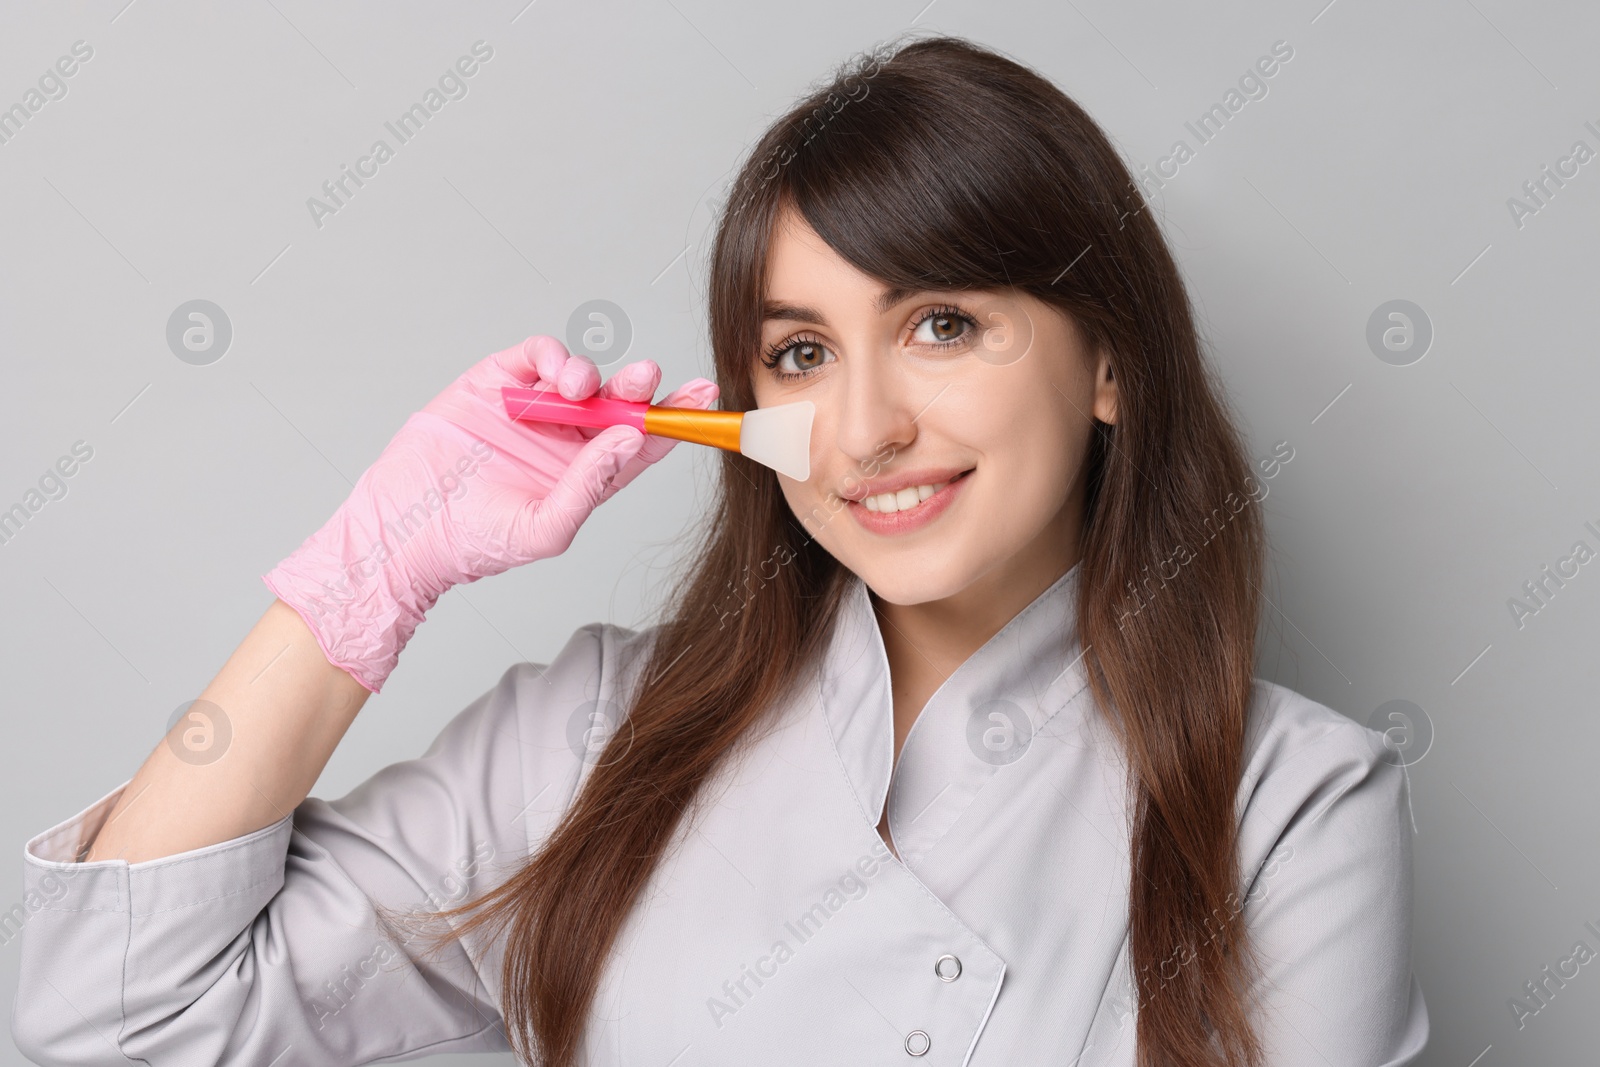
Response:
[2,0,1596,1064]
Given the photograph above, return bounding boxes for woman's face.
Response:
[750,206,1118,606]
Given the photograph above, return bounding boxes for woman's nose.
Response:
[832,354,917,468]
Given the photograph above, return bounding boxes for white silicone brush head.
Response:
[738,401,814,481]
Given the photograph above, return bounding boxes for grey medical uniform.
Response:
[10,563,1429,1065]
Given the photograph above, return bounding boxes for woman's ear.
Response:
[1093,350,1118,424]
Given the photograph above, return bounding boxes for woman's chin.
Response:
[850,558,972,607]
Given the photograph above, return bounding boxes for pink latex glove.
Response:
[262,335,718,694]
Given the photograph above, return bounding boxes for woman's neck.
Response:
[869,537,1081,770]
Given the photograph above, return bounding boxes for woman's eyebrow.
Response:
[761,285,925,325]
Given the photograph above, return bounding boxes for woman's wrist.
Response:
[261,499,449,694]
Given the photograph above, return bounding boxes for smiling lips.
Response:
[840,468,973,535]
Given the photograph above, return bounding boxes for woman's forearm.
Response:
[79,341,709,869]
[85,598,371,865]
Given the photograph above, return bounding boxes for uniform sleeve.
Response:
[9,621,649,1067]
[1237,713,1430,1067]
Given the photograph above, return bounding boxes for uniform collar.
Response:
[816,560,1091,869]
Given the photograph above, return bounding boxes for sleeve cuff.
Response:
[21,779,295,917]
[25,778,133,865]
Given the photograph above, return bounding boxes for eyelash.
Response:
[759,304,981,382]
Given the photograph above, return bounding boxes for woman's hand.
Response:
[262,335,718,693]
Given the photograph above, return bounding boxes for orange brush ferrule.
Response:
[641,405,743,452]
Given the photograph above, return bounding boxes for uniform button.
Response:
[905,1030,932,1056]
[934,954,962,981]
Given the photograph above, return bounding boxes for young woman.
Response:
[12,34,1427,1067]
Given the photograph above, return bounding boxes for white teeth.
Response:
[862,480,949,513]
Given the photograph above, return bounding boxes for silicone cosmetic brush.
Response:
[501,386,815,481]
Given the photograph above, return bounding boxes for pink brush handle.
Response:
[501,386,649,430]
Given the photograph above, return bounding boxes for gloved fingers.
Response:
[661,377,720,408]
[608,377,720,490]
[596,360,662,403]
[576,361,666,446]
[550,352,599,400]
[490,334,564,386]
[515,424,645,560]
[484,334,600,402]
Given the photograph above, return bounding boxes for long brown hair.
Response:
[401,32,1267,1067]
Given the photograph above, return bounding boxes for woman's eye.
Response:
[784,342,828,371]
[766,340,833,377]
[912,308,977,345]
